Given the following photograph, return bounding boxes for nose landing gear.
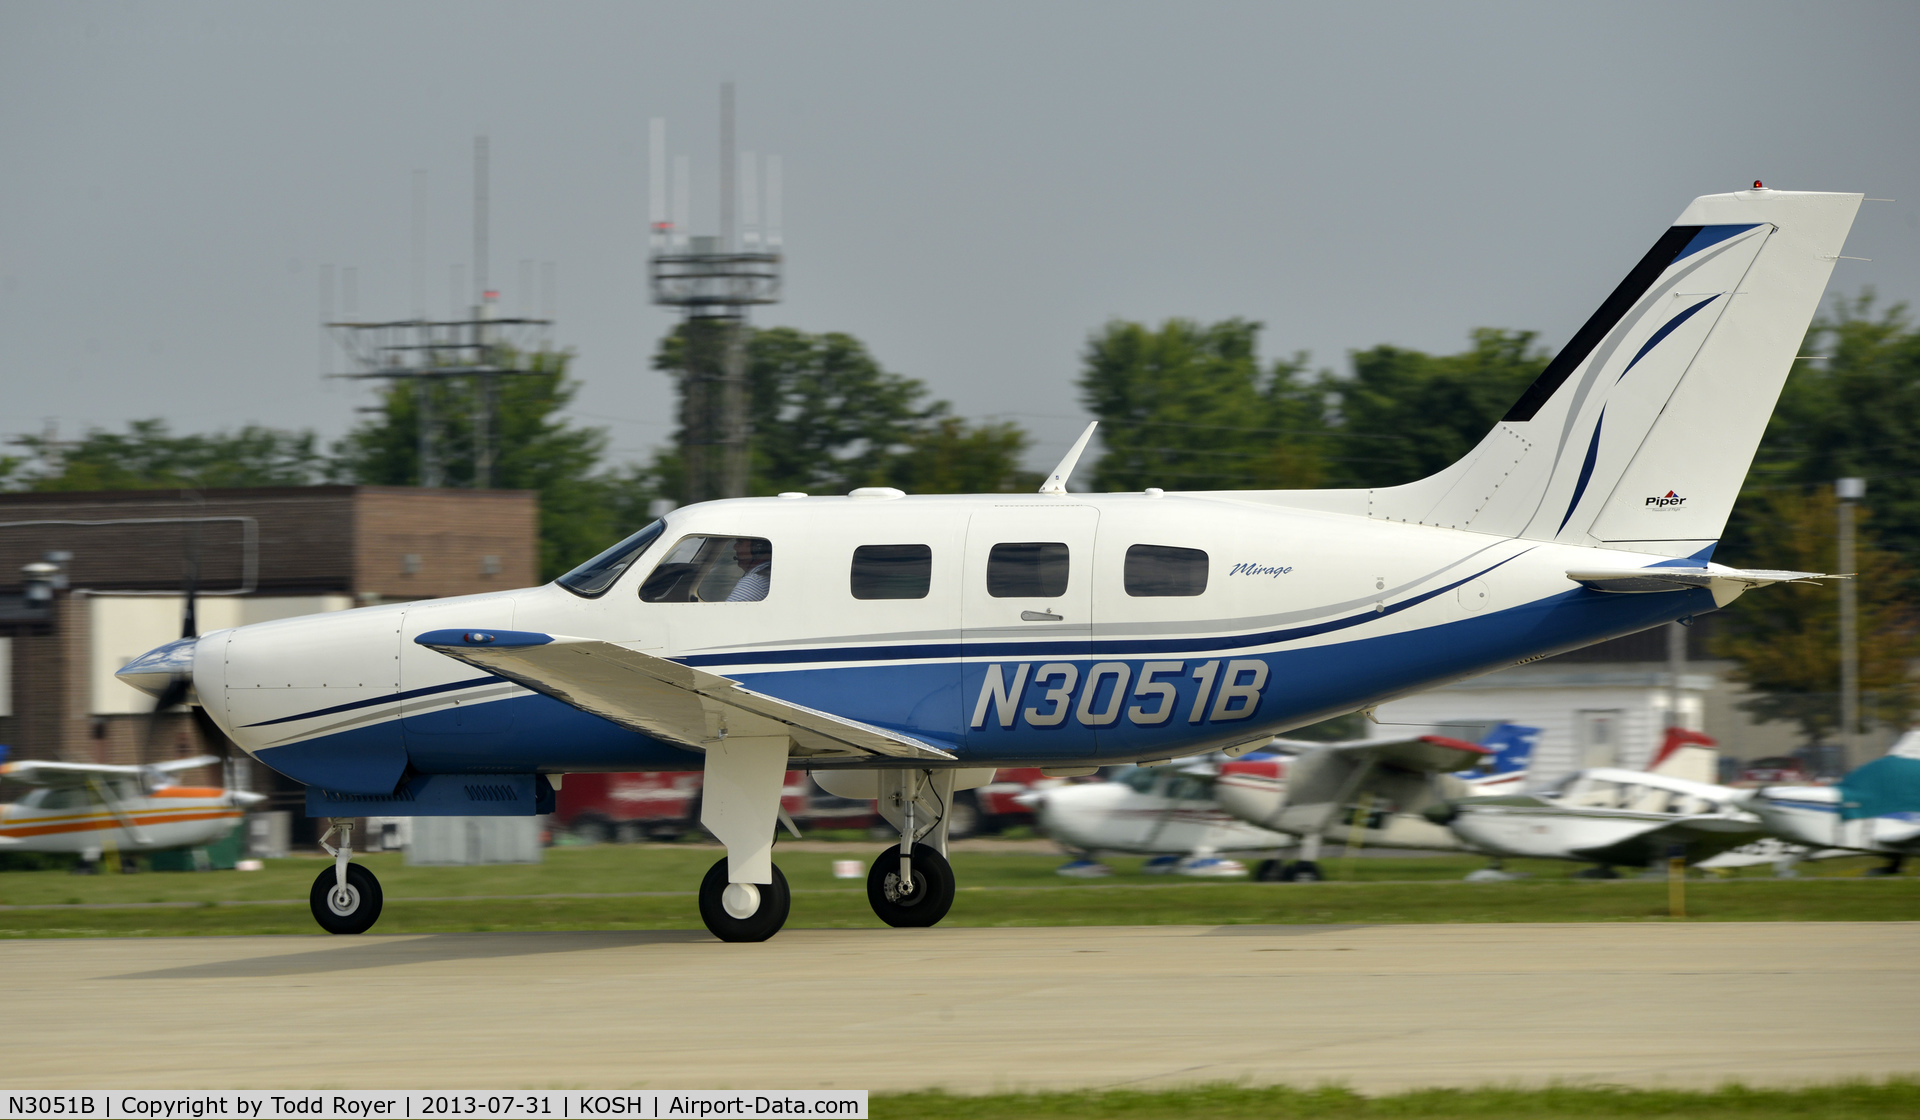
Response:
[310,819,383,934]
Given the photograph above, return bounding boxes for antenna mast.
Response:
[650,84,782,503]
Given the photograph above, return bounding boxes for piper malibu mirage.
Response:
[119,186,1861,940]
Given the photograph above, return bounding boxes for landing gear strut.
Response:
[310,819,383,934]
[867,768,958,927]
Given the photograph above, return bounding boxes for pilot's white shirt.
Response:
[727,562,771,602]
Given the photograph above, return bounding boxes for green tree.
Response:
[653,324,1035,498]
[1728,294,1920,580]
[1709,487,1916,745]
[1325,328,1549,488]
[1079,318,1328,492]
[10,420,328,491]
[332,350,631,579]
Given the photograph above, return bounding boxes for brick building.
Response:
[0,487,539,779]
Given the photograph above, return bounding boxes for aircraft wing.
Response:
[1568,814,1769,866]
[1567,566,1834,594]
[0,755,219,787]
[416,629,955,762]
[1271,734,1490,773]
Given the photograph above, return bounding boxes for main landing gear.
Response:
[865,769,960,927]
[311,819,384,934]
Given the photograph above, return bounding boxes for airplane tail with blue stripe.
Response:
[1367,188,1863,558]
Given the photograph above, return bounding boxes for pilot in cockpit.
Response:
[727,537,773,602]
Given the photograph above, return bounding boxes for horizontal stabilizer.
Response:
[1568,565,1837,594]
[415,629,954,762]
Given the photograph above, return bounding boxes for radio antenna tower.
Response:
[650,83,782,502]
[328,136,554,489]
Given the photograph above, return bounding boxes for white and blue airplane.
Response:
[118,186,1860,940]
[1744,730,1920,875]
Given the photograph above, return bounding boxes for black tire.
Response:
[867,844,955,928]
[1254,858,1286,882]
[945,792,981,840]
[1574,865,1621,880]
[697,857,791,942]
[1283,860,1324,882]
[310,863,384,935]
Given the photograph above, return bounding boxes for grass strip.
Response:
[0,875,1915,937]
[873,1079,1920,1119]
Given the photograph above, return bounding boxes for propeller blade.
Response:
[140,675,192,765]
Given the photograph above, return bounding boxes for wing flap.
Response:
[417,630,954,762]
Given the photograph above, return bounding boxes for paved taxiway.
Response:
[6,923,1915,1092]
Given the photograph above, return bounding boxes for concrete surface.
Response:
[4,922,1915,1092]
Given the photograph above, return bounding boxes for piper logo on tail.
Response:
[1646,490,1687,509]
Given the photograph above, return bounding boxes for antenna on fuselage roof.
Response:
[1039,421,1099,495]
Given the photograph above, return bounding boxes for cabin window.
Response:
[850,544,932,600]
[38,787,91,810]
[1124,544,1209,597]
[987,542,1069,597]
[1121,768,1159,794]
[556,520,665,598]
[639,535,774,603]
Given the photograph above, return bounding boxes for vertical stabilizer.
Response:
[1365,189,1862,557]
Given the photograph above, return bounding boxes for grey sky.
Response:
[4,1,1917,474]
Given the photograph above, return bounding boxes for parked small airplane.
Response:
[118,186,1863,939]
[1215,724,1536,880]
[1744,730,1920,875]
[1425,760,1767,876]
[1021,756,1293,876]
[0,753,263,865]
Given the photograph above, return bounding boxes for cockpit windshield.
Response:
[555,520,666,598]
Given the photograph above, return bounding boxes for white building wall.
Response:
[88,593,354,714]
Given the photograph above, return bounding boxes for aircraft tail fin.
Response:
[1649,727,1719,784]
[1475,722,1540,777]
[1364,188,1862,557]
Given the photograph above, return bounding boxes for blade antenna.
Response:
[1039,421,1099,495]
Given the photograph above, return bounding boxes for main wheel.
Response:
[697,857,792,942]
[1282,860,1324,882]
[310,863,384,935]
[1254,858,1286,882]
[867,844,955,928]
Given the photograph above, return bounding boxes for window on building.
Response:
[639,536,774,603]
[850,544,932,600]
[987,542,1069,598]
[557,520,666,598]
[1124,544,1209,597]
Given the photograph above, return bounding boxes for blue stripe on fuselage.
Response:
[259,582,1717,779]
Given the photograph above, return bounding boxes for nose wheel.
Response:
[867,843,955,927]
[698,857,792,942]
[309,863,383,934]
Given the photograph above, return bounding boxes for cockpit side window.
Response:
[639,536,774,603]
[1121,768,1159,794]
[556,520,666,598]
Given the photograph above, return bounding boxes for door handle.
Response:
[1021,610,1063,622]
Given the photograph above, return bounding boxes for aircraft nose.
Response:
[116,636,199,699]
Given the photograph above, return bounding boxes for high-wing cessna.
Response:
[1744,730,1920,875]
[118,187,1861,939]
[0,753,263,865]
[1213,725,1536,880]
